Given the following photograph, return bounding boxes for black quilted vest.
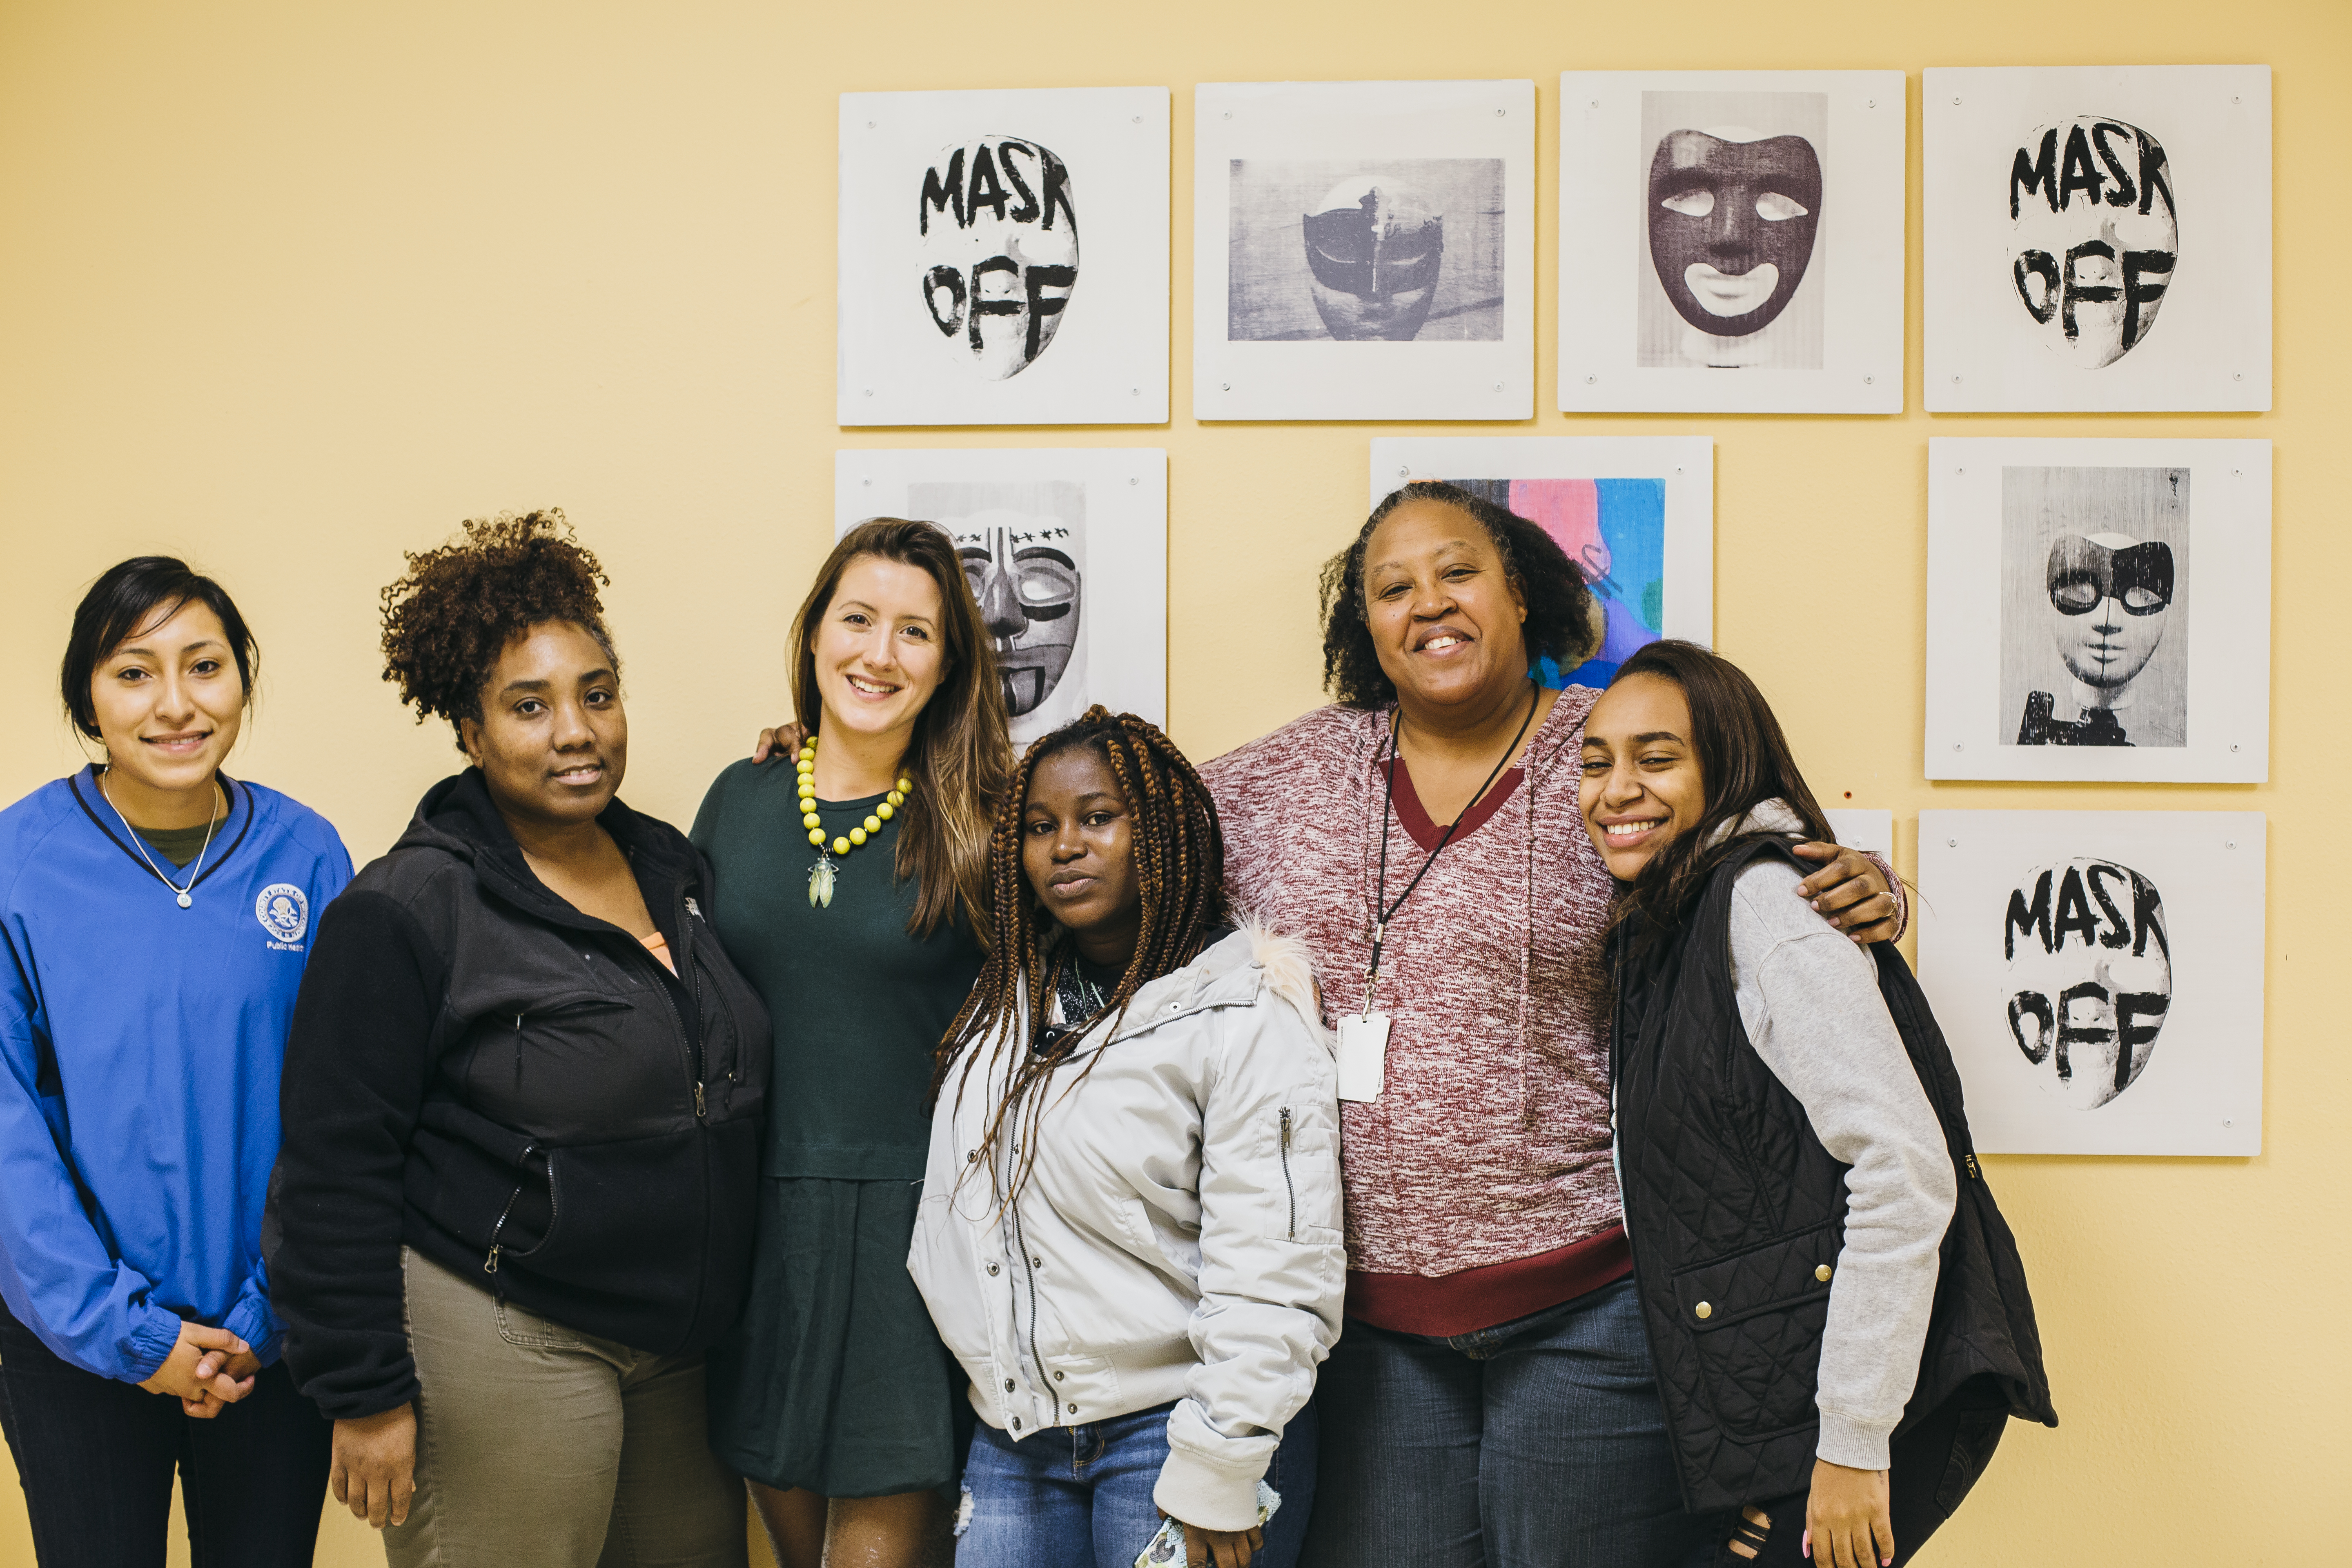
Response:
[1609,837,2057,1512]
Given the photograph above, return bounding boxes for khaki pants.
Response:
[385,1246,748,1568]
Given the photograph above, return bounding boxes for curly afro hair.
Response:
[379,509,617,747]
[1319,480,1597,709]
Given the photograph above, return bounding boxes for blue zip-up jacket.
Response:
[0,767,351,1382]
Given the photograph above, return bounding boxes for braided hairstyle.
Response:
[933,706,1227,1207]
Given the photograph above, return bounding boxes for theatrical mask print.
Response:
[918,135,1079,379]
[2003,858,2170,1109]
[1637,91,1828,371]
[908,480,1087,743]
[2000,466,2189,750]
[2008,116,2176,367]
[1227,158,1505,342]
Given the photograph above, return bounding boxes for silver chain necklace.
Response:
[99,768,222,910]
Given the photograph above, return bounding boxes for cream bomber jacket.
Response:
[906,924,1345,1532]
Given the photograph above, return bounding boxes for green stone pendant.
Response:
[808,855,836,909]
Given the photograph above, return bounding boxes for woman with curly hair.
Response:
[908,708,1341,1568]
[1194,482,1906,1566]
[695,518,1011,1568]
[268,510,773,1567]
[0,557,350,1567]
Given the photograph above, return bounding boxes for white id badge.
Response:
[1336,1012,1391,1102]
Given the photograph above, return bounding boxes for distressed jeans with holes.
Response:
[955,1397,1316,1568]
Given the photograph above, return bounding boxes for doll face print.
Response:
[2007,116,2176,368]
[2043,531,2174,697]
[918,135,1080,379]
[1646,126,1822,337]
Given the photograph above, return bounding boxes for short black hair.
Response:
[61,557,259,739]
[1318,480,1597,708]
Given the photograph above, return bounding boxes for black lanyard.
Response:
[1361,682,1537,1015]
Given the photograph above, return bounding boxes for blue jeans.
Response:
[1300,1280,1715,1568]
[957,1398,1318,1568]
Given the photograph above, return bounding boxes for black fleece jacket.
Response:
[265,771,771,1421]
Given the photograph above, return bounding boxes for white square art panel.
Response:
[1918,811,2264,1156]
[838,88,1169,426]
[1824,809,1893,860]
[1924,66,2272,412]
[1196,79,1535,421]
[834,448,1166,745]
[1558,71,1905,414]
[1368,438,1713,684]
[1924,438,2270,782]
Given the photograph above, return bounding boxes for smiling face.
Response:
[1362,499,1530,719]
[1577,673,1709,881]
[812,553,951,745]
[90,598,246,815]
[1647,127,1821,337]
[1020,744,1143,969]
[2044,531,2172,697]
[460,619,627,833]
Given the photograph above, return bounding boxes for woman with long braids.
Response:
[697,518,1013,1568]
[910,708,1342,1568]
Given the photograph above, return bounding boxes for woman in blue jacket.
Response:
[0,557,352,1567]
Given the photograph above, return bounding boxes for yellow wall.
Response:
[1,1,2344,1562]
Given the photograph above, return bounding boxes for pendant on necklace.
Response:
[176,891,193,909]
[807,856,836,909]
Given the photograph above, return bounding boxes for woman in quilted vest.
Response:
[1579,639,2050,1568]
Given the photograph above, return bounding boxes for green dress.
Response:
[692,757,984,1497]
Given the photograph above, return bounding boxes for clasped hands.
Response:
[136,1317,261,1418]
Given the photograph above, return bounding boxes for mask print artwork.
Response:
[2008,116,2176,366]
[1302,176,1445,341]
[1647,127,1822,339]
[2002,858,2170,1109]
[919,136,1079,379]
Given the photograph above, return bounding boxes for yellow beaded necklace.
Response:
[797,734,912,909]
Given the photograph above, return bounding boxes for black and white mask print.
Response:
[1227,158,1505,343]
[909,480,1088,743]
[2003,857,2170,1109]
[1636,91,1828,371]
[2008,116,2176,368]
[918,136,1079,380]
[2000,466,2190,751]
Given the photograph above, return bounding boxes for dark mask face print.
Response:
[2008,116,2176,368]
[918,136,1080,380]
[1301,176,1443,341]
[1646,129,1822,336]
[2046,535,2174,616]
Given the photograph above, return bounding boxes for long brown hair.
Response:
[1606,640,1836,950]
[932,708,1227,1205]
[789,518,1011,938]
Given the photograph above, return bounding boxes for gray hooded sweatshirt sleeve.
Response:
[1723,802,1958,1472]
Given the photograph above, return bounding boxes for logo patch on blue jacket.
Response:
[256,883,309,949]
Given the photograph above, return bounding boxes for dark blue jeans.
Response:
[1300,1280,1715,1568]
[0,1297,330,1568]
[957,1398,1317,1568]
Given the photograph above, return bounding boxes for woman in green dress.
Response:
[695,517,1011,1568]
